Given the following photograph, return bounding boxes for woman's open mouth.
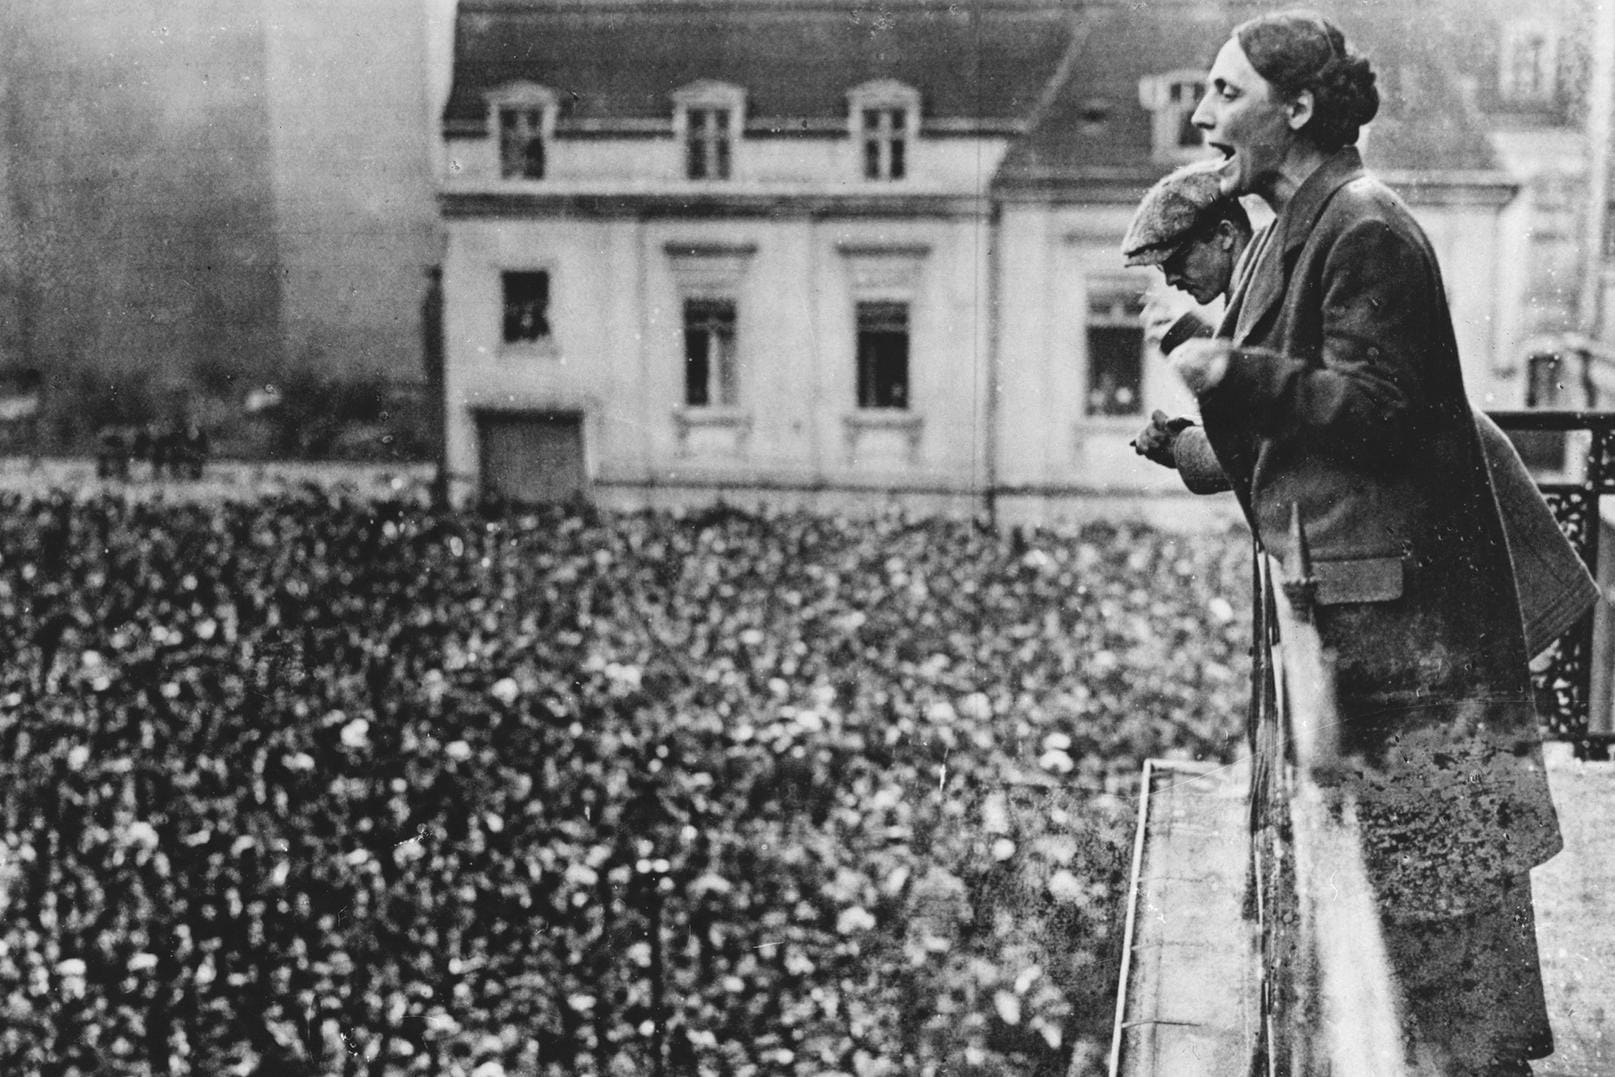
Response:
[1207,143,1238,185]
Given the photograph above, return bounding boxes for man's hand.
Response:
[1140,293,1187,351]
[1171,338,1231,397]
[1131,410,1195,468]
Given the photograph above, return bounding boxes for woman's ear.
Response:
[1287,90,1315,132]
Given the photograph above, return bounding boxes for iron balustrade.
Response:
[1246,509,1409,1077]
[1488,410,1615,759]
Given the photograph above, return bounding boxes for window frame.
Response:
[673,81,746,182]
[499,269,555,351]
[682,297,740,408]
[485,83,557,181]
[1083,287,1147,419]
[1138,71,1208,163]
[847,80,920,183]
[685,107,733,180]
[1498,18,1559,106]
[855,299,911,410]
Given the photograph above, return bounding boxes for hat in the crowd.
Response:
[1121,161,1227,267]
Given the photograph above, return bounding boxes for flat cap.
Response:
[1121,161,1227,267]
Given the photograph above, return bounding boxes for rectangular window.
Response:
[862,108,907,180]
[686,108,732,180]
[683,299,738,407]
[498,107,546,179]
[1170,81,1206,148]
[1500,21,1557,104]
[856,301,909,409]
[1085,292,1145,417]
[1145,74,1208,159]
[502,271,551,344]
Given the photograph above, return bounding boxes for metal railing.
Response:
[1247,509,1408,1077]
[1489,410,1615,759]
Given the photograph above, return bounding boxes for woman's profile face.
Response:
[1192,37,1297,199]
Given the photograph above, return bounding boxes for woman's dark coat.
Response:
[1199,147,1561,918]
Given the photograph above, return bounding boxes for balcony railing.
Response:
[1246,509,1408,1076]
[1489,409,1615,759]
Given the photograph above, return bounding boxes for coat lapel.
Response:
[1221,148,1367,346]
[1216,219,1270,337]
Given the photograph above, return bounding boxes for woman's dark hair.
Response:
[1234,9,1379,150]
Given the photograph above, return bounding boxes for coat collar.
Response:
[1217,220,1272,338]
[1278,146,1366,256]
[1222,146,1367,343]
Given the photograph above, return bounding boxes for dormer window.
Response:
[687,108,732,179]
[1499,18,1558,105]
[674,81,746,181]
[500,108,546,178]
[1139,71,1207,162]
[487,83,557,180]
[861,109,907,180]
[848,81,919,182]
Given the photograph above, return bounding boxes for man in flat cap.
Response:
[1120,161,1255,488]
[1121,161,1597,661]
[1122,160,1252,307]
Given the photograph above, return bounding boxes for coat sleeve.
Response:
[1171,425,1234,494]
[1207,216,1431,469]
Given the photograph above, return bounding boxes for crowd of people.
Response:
[95,424,213,482]
[0,491,1248,1076]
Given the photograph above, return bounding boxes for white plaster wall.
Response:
[443,208,994,502]
[442,218,633,492]
[1406,199,1516,408]
[444,131,1010,192]
[994,202,1200,497]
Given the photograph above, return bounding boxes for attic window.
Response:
[848,80,920,182]
[861,108,906,180]
[1139,72,1207,162]
[687,108,732,179]
[499,108,546,179]
[486,84,557,180]
[673,81,746,181]
[1499,18,1558,105]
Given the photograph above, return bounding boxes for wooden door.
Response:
[477,411,586,504]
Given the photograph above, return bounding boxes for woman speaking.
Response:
[1171,11,1561,1075]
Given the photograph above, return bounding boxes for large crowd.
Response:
[0,491,1249,1076]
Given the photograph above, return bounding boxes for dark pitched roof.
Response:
[994,1,1228,187]
[444,0,1078,130]
[445,0,1504,188]
[995,0,1502,192]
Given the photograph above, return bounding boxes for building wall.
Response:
[1396,190,1518,407]
[260,0,444,381]
[993,200,1201,506]
[442,204,996,510]
[446,130,1014,192]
